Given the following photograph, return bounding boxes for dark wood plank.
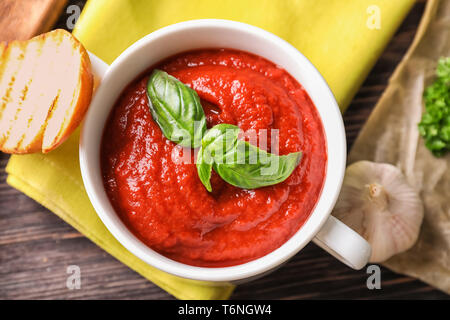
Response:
[0,0,67,41]
[0,0,448,300]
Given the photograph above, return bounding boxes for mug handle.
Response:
[313,216,371,270]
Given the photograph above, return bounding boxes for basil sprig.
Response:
[147,70,206,148]
[196,124,302,191]
[146,70,302,191]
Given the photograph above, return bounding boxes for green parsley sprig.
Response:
[418,57,450,157]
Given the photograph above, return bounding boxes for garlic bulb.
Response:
[332,161,424,263]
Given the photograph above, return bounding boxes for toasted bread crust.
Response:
[0,29,93,154]
[0,42,6,57]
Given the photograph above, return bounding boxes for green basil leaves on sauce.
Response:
[196,124,302,191]
[196,124,241,191]
[146,70,302,191]
[146,69,206,148]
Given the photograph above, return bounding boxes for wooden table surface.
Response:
[0,1,448,300]
[0,0,67,41]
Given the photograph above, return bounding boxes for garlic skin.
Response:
[332,161,424,263]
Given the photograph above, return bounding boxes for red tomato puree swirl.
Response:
[101,49,327,267]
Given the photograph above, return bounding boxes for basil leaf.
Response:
[197,124,302,191]
[146,69,206,148]
[201,124,240,155]
[146,72,301,190]
[196,124,240,191]
[196,151,213,192]
[215,141,302,189]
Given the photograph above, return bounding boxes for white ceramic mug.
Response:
[80,19,371,283]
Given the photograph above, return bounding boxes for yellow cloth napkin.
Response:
[6,0,414,299]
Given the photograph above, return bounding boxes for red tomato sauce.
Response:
[101,49,327,267]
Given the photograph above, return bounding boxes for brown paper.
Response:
[348,0,450,294]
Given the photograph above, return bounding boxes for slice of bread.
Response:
[0,29,93,154]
